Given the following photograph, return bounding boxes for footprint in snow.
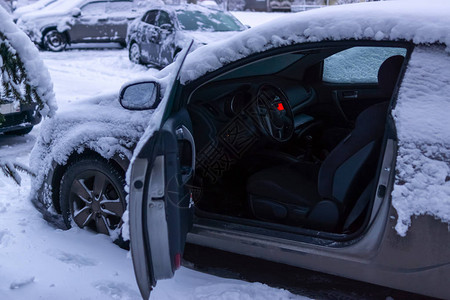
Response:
[10,277,35,290]
[0,229,13,247]
[93,281,141,300]
[47,249,97,267]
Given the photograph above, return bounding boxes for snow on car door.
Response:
[128,42,195,299]
[70,2,110,42]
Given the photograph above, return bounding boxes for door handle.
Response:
[342,91,358,100]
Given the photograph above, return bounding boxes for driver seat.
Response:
[246,55,404,231]
[246,101,388,231]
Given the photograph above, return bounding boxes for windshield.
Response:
[176,9,244,32]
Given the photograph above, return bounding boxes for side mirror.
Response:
[119,81,161,110]
[72,8,81,17]
[160,23,174,33]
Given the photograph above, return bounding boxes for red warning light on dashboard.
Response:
[277,103,285,111]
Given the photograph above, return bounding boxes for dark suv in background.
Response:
[17,0,146,51]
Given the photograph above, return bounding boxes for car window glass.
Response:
[143,10,158,25]
[215,53,305,81]
[156,11,172,27]
[106,2,133,14]
[176,10,244,32]
[80,2,106,16]
[323,46,407,84]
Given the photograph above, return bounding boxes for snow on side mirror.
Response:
[72,8,81,17]
[119,81,161,110]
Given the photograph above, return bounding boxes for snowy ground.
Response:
[0,12,306,300]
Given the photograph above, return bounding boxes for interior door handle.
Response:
[342,91,358,100]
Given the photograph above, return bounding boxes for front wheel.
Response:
[43,29,68,52]
[129,42,142,64]
[59,156,127,241]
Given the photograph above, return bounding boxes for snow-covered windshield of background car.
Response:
[176,10,244,32]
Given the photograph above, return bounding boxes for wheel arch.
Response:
[50,149,130,213]
[41,26,71,47]
[128,39,138,49]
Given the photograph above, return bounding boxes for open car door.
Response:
[127,43,195,299]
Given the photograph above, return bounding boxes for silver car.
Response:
[32,1,450,299]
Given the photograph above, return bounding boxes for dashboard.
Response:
[188,76,316,148]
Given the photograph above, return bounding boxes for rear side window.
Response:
[143,10,158,25]
[323,46,407,84]
[156,11,172,27]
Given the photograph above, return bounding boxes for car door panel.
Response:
[129,111,195,299]
[128,44,194,299]
[314,83,387,123]
[69,2,109,42]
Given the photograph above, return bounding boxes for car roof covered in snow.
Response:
[159,0,450,84]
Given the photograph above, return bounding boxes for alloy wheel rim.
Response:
[46,31,65,51]
[69,170,124,235]
[130,44,140,63]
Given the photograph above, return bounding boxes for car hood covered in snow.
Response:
[30,92,154,211]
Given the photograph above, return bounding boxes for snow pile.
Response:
[0,168,143,300]
[30,92,153,208]
[0,6,57,118]
[151,267,306,300]
[392,45,450,236]
[159,0,450,84]
[1,164,302,299]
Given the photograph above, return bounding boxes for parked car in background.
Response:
[0,6,56,135]
[17,0,144,51]
[30,2,450,299]
[126,4,246,68]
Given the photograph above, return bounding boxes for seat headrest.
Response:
[377,55,405,94]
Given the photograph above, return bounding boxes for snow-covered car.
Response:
[17,0,143,51]
[0,7,56,135]
[31,1,450,299]
[126,4,246,68]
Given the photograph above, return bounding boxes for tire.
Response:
[5,126,33,135]
[129,42,142,64]
[59,156,127,243]
[43,29,68,52]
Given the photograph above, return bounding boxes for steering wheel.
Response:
[253,84,294,142]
